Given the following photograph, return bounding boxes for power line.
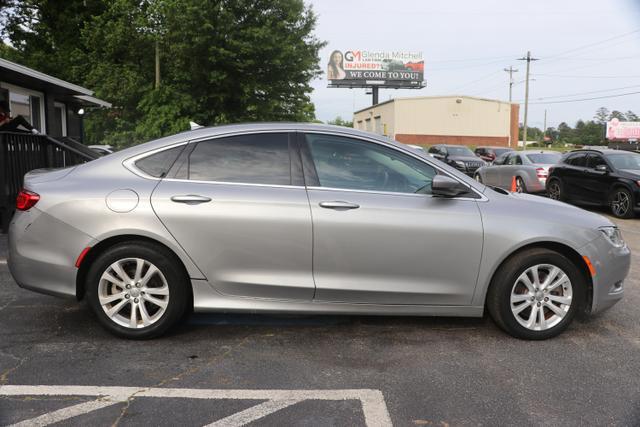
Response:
[534,73,640,79]
[517,84,640,101]
[528,90,640,105]
[543,28,640,60]
[447,69,503,92]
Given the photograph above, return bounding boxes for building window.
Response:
[0,83,46,133]
[357,120,363,130]
[54,102,67,137]
[365,118,372,132]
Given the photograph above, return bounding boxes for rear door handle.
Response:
[319,201,360,210]
[171,195,212,205]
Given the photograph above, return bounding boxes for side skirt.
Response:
[191,280,484,318]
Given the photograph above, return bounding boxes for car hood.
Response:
[619,169,640,178]
[485,188,613,234]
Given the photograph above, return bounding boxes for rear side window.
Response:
[565,153,587,167]
[135,146,184,178]
[188,133,291,185]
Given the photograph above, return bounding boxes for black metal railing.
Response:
[0,131,99,232]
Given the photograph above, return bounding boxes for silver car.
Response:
[474,150,562,193]
[8,124,629,340]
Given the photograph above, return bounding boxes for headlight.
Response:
[454,160,466,168]
[600,226,625,248]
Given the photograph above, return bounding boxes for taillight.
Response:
[536,168,548,179]
[16,189,40,211]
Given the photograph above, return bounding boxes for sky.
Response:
[307,0,640,130]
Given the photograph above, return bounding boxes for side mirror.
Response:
[595,164,609,173]
[432,175,470,198]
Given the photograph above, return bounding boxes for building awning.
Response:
[0,58,110,108]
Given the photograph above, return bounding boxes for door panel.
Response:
[300,132,484,306]
[308,189,484,305]
[151,132,314,300]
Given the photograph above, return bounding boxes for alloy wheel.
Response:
[611,191,631,217]
[515,178,525,193]
[548,182,561,200]
[98,258,170,329]
[510,264,572,331]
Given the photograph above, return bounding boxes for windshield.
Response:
[447,146,474,156]
[607,153,640,170]
[526,153,561,164]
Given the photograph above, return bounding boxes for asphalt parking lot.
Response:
[1,208,639,426]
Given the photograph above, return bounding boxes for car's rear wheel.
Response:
[609,187,635,219]
[547,178,563,201]
[515,177,527,193]
[86,241,189,339]
[487,248,586,340]
[474,173,483,183]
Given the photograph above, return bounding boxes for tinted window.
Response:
[493,152,510,165]
[526,153,561,164]
[188,133,290,185]
[586,154,608,169]
[506,154,522,165]
[606,153,640,170]
[305,134,437,194]
[135,146,184,178]
[494,148,513,157]
[447,146,474,156]
[565,153,587,167]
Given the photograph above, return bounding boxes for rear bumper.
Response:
[580,235,630,314]
[8,208,95,298]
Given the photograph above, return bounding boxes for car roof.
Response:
[568,148,639,155]
[477,146,512,150]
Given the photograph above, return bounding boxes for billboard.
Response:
[327,50,424,88]
[606,118,640,140]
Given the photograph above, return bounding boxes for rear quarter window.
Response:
[135,146,185,178]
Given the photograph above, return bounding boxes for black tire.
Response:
[474,173,483,183]
[486,248,586,340]
[86,241,189,339]
[515,177,527,193]
[609,187,635,219]
[547,178,564,201]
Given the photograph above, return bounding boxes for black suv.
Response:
[428,144,486,176]
[546,148,640,218]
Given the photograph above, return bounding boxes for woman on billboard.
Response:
[327,50,346,80]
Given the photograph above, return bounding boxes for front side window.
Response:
[305,134,436,194]
[187,133,291,185]
[586,154,607,169]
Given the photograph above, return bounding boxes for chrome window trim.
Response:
[306,185,487,202]
[122,127,487,201]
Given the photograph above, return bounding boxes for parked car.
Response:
[427,144,486,176]
[8,124,629,340]
[547,148,640,218]
[474,150,562,194]
[474,146,514,163]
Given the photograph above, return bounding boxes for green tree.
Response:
[327,116,353,128]
[594,107,610,124]
[626,110,639,121]
[609,110,627,121]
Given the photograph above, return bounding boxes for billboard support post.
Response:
[372,87,379,106]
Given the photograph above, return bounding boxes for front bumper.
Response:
[8,208,95,298]
[580,234,630,314]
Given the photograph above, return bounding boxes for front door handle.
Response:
[319,201,360,210]
[171,195,212,205]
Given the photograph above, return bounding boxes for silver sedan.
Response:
[8,124,629,340]
[474,150,562,193]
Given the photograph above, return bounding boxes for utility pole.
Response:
[518,51,538,150]
[155,39,161,89]
[504,66,518,148]
[543,109,547,143]
[503,66,518,102]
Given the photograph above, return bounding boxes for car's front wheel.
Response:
[609,187,635,219]
[86,241,189,339]
[487,248,586,340]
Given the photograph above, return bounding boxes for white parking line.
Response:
[0,385,392,427]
